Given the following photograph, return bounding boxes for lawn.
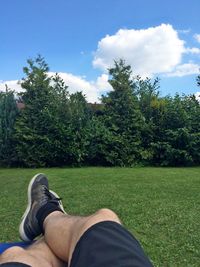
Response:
[0,167,199,266]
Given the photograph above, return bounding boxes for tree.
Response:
[132,76,161,163]
[2,55,199,167]
[134,76,160,122]
[101,60,143,166]
[15,55,71,167]
[0,86,18,165]
[150,94,200,166]
[182,95,200,165]
[67,91,91,165]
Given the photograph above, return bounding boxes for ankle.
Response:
[37,203,64,234]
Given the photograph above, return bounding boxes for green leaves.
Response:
[101,60,143,166]
[0,57,199,167]
[0,88,18,166]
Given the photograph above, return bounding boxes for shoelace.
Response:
[42,185,62,206]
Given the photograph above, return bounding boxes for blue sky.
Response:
[0,0,200,102]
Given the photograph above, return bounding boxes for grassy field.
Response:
[0,167,199,266]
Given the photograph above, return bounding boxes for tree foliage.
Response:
[14,56,71,166]
[101,60,143,166]
[0,56,199,167]
[0,87,18,165]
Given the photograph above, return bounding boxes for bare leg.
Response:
[0,238,65,267]
[44,208,121,265]
[0,209,120,267]
[1,175,152,266]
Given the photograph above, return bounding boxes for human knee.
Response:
[80,208,121,239]
[97,208,117,217]
[0,246,25,261]
[3,246,25,255]
[96,208,121,223]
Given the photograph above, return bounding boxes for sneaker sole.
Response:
[19,173,47,242]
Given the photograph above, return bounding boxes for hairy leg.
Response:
[0,238,65,267]
[44,208,121,264]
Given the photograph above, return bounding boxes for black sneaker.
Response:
[19,173,65,241]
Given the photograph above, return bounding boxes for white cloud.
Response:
[0,73,112,103]
[0,80,23,93]
[1,24,200,100]
[194,34,200,43]
[164,63,200,77]
[178,29,191,34]
[184,47,200,54]
[95,74,112,91]
[49,72,112,102]
[93,24,186,77]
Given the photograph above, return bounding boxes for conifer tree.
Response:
[15,56,70,166]
[102,60,143,166]
[0,87,18,165]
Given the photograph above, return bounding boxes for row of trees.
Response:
[0,56,200,167]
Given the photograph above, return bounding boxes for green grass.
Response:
[0,167,200,266]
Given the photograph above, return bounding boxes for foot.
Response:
[19,173,65,242]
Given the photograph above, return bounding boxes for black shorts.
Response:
[0,221,153,267]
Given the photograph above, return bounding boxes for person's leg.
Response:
[43,208,121,264]
[43,208,153,267]
[0,238,65,267]
[18,173,153,267]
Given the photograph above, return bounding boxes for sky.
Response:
[0,0,200,102]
